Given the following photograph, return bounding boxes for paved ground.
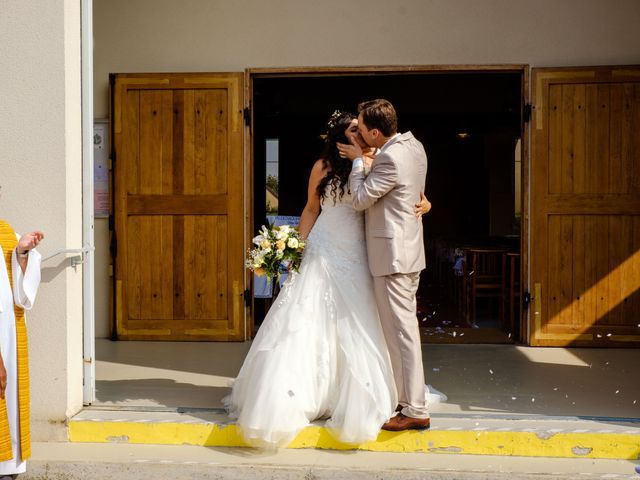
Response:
[62,340,640,475]
[95,340,640,419]
[23,441,640,480]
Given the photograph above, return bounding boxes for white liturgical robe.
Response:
[0,236,40,475]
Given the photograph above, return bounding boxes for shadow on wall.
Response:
[41,256,80,283]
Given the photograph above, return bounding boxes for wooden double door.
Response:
[111,67,640,345]
[112,73,244,340]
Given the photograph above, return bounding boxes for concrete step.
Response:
[69,407,640,460]
[25,441,640,480]
[20,443,640,480]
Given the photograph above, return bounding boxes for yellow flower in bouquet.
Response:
[246,224,305,281]
[260,239,272,249]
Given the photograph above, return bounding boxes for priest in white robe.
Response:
[0,221,43,479]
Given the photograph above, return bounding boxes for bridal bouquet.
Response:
[246,224,305,281]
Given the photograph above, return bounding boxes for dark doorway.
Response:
[251,70,524,343]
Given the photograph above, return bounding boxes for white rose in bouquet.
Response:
[253,235,265,246]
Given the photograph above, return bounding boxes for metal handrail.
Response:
[42,246,95,262]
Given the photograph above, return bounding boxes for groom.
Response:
[338,99,430,431]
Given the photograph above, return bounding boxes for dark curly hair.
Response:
[316,111,356,203]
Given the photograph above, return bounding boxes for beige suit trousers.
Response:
[373,272,429,419]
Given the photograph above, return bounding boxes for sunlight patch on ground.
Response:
[96,360,234,387]
[515,347,590,367]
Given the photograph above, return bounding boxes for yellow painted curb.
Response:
[68,420,640,460]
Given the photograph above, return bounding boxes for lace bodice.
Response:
[305,185,368,275]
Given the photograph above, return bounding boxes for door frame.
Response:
[244,64,530,343]
[81,0,96,404]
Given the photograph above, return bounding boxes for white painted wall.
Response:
[92,0,640,337]
[0,0,83,439]
[93,0,640,117]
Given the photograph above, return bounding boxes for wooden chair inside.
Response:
[464,248,506,324]
[501,252,520,333]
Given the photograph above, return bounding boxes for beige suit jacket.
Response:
[349,132,428,277]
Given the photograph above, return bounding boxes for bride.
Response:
[225,111,431,447]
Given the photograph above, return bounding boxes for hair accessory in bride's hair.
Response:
[320,110,343,142]
[326,110,343,131]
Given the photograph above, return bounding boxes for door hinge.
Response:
[523,104,532,123]
[243,105,251,126]
[110,231,117,260]
[522,291,531,310]
[244,288,252,307]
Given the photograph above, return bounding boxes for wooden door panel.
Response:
[114,73,244,341]
[543,215,640,326]
[531,67,640,346]
[139,90,169,194]
[126,216,174,321]
[183,215,228,321]
[124,90,141,195]
[192,90,229,195]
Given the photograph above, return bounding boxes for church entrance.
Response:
[248,66,527,344]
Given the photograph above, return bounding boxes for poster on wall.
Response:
[94,119,110,218]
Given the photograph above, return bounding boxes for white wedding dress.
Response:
[225,185,398,447]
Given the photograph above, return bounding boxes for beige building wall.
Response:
[0,0,83,438]
[92,0,640,337]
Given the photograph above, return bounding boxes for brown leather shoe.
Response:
[382,413,430,431]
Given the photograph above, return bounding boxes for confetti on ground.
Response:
[489,369,494,375]
[511,396,517,400]
[615,390,620,394]
[432,368,440,372]
[531,398,535,402]
[553,387,558,391]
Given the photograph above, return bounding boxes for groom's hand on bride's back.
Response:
[336,138,362,161]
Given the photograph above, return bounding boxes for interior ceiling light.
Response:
[456,132,470,139]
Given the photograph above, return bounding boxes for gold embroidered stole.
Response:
[0,220,31,462]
